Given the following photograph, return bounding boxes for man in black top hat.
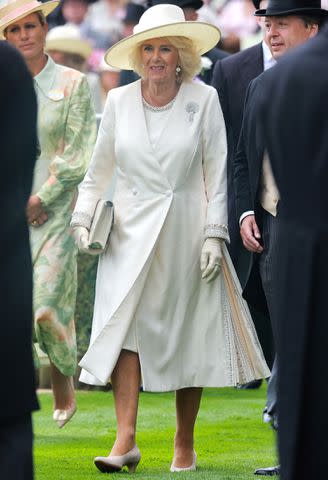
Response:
[151,0,229,84]
[259,21,328,480]
[212,4,278,474]
[234,0,327,475]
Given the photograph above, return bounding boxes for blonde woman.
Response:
[72,5,270,473]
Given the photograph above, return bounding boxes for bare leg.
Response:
[173,387,203,468]
[50,362,75,410]
[110,349,141,456]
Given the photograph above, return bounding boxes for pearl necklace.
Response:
[142,95,177,112]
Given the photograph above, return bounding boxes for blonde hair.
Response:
[129,36,202,82]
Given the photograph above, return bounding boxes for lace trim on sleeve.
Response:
[204,224,230,243]
[70,211,92,230]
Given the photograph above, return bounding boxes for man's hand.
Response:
[26,195,48,227]
[240,215,263,253]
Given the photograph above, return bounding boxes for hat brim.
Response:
[104,21,220,70]
[0,1,59,39]
[46,38,92,60]
[254,7,328,16]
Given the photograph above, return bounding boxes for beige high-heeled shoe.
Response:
[53,403,77,428]
[170,450,197,472]
[94,445,141,473]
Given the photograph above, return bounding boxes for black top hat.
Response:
[150,0,204,11]
[255,0,328,16]
[123,2,146,24]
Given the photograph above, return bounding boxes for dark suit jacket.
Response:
[260,25,328,480]
[0,43,39,422]
[212,43,263,280]
[234,72,269,220]
[119,69,139,87]
[199,46,229,85]
[233,70,271,314]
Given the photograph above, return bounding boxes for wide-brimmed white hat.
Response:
[104,4,221,70]
[46,24,92,60]
[0,0,59,39]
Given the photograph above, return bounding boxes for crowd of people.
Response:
[0,0,295,117]
[1,0,328,479]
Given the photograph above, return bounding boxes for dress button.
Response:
[132,188,137,195]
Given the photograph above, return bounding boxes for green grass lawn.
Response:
[34,386,277,479]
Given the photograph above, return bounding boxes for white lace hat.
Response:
[104,4,221,70]
[0,0,59,39]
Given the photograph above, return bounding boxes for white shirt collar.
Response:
[262,40,276,71]
[34,55,56,95]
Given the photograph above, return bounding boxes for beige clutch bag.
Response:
[88,200,114,250]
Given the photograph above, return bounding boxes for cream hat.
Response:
[104,4,221,70]
[0,0,59,39]
[46,24,92,60]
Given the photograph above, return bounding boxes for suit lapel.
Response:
[241,42,264,83]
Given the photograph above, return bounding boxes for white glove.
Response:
[72,226,103,256]
[200,238,223,283]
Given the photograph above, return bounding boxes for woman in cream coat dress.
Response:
[72,4,269,473]
[1,0,97,428]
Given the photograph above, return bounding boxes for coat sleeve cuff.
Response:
[239,210,255,226]
[70,211,92,229]
[37,177,65,208]
[204,224,230,243]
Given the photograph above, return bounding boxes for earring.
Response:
[176,66,182,75]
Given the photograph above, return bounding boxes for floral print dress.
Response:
[31,57,96,375]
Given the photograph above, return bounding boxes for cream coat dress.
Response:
[72,79,270,391]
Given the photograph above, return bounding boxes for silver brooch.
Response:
[185,102,199,123]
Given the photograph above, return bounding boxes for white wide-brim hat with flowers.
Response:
[46,23,92,60]
[104,4,221,70]
[0,0,59,39]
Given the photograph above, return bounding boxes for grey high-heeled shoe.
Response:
[170,450,197,472]
[94,445,141,473]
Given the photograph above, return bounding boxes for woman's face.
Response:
[5,13,48,61]
[140,37,179,84]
